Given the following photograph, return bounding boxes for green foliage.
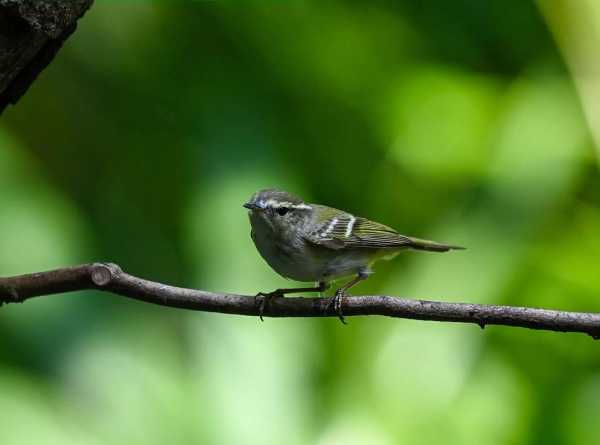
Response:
[1,2,599,444]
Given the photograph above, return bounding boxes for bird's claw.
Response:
[325,290,347,324]
[255,290,283,321]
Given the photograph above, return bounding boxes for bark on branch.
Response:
[0,0,94,114]
[1,263,599,338]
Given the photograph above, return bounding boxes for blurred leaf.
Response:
[0,371,97,445]
[387,66,500,183]
[186,315,319,445]
[563,375,600,445]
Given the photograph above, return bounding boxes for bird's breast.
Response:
[250,225,321,282]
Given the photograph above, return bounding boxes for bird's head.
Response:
[243,189,313,234]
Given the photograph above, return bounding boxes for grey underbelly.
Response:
[254,236,369,282]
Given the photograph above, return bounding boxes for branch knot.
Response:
[90,263,121,287]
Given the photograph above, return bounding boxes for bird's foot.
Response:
[325,289,347,325]
[255,290,284,321]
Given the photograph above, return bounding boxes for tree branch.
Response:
[1,263,599,339]
[0,0,94,114]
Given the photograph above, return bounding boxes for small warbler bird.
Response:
[244,189,464,322]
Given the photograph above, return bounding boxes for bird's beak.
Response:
[243,202,259,210]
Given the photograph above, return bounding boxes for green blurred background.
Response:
[1,1,600,443]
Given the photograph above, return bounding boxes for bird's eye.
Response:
[276,207,289,216]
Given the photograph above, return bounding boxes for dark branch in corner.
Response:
[1,263,600,339]
[0,0,94,114]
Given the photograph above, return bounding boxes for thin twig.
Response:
[1,263,599,339]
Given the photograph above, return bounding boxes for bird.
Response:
[244,188,464,322]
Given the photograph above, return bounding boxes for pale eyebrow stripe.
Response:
[291,203,312,210]
[263,199,312,210]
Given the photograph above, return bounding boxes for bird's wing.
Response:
[341,218,414,248]
[304,207,413,250]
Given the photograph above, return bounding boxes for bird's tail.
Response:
[407,237,465,252]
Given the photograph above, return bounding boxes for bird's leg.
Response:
[326,271,370,324]
[316,282,325,298]
[256,281,329,321]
